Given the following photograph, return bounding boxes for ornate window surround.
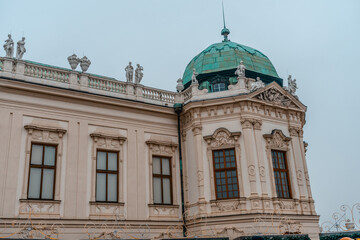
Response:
[263,129,293,199]
[203,128,243,201]
[20,124,66,217]
[89,132,126,218]
[146,137,179,219]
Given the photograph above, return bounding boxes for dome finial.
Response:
[221,1,230,42]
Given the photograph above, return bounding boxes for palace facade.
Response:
[0,28,319,240]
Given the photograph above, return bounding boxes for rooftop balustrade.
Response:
[0,57,178,107]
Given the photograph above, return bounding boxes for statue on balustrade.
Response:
[135,64,143,84]
[285,75,298,97]
[125,62,134,83]
[235,60,246,78]
[16,37,26,60]
[3,34,14,58]
[191,68,198,84]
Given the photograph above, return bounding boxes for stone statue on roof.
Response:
[235,60,246,78]
[16,37,26,60]
[3,34,14,58]
[191,68,198,84]
[125,62,134,83]
[286,75,298,97]
[250,77,265,92]
[134,64,143,84]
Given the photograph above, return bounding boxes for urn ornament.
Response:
[176,78,184,92]
[80,56,91,72]
[67,54,80,70]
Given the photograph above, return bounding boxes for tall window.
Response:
[152,156,172,204]
[96,151,118,202]
[271,150,291,198]
[213,149,239,199]
[28,144,57,200]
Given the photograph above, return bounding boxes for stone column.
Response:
[191,123,206,205]
[240,118,260,197]
[252,119,269,197]
[289,127,307,199]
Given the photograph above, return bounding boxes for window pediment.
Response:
[203,128,241,149]
[263,129,291,150]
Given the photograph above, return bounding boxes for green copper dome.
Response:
[182,41,280,86]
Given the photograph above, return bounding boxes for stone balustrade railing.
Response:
[182,87,192,103]
[88,75,127,94]
[24,61,70,83]
[0,57,178,107]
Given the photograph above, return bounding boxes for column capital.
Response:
[240,118,253,129]
[192,124,202,136]
[289,126,303,137]
[253,119,263,130]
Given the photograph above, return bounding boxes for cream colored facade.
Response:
[0,57,319,240]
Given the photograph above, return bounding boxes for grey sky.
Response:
[1,0,359,225]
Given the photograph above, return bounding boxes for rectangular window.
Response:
[213,149,239,200]
[152,156,172,204]
[96,151,118,202]
[271,150,291,199]
[28,144,57,200]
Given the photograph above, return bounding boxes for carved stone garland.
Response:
[89,132,126,218]
[203,128,243,207]
[146,137,180,219]
[20,124,66,217]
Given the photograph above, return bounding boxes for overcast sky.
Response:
[1,0,359,226]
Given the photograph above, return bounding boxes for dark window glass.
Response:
[152,157,172,204]
[28,144,56,200]
[96,151,118,202]
[213,83,226,92]
[213,149,239,200]
[271,150,291,199]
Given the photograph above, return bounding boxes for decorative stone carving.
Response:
[67,54,80,70]
[256,87,293,107]
[304,141,308,154]
[203,128,241,149]
[284,75,298,98]
[176,78,184,92]
[79,56,91,72]
[253,119,262,130]
[148,204,179,219]
[134,64,143,84]
[248,165,256,176]
[19,200,61,217]
[240,118,253,129]
[263,129,291,151]
[3,34,14,58]
[250,77,265,92]
[16,37,26,59]
[125,61,134,83]
[89,202,124,218]
[192,124,202,136]
[259,166,266,177]
[211,199,242,212]
[235,60,245,78]
[191,68,198,84]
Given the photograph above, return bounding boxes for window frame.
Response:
[95,149,119,203]
[212,148,240,200]
[27,143,57,200]
[152,156,173,205]
[271,150,292,199]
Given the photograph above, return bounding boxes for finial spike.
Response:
[220,1,230,42]
[222,1,226,28]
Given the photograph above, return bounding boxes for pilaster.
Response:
[240,118,260,197]
[191,123,205,205]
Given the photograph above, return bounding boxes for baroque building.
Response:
[0,27,319,240]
